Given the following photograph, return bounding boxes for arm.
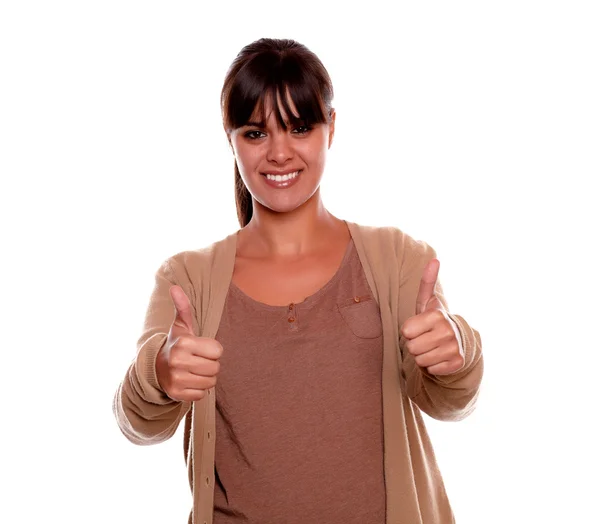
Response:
[398,237,484,422]
[112,258,195,445]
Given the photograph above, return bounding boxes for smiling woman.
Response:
[221,38,336,227]
[227,93,334,217]
[113,37,483,524]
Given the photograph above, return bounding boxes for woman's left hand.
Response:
[400,259,465,376]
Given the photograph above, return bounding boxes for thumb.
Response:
[416,258,441,315]
[169,285,195,335]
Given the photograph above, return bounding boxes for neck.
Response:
[239,191,343,258]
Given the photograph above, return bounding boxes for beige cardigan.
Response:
[113,221,484,524]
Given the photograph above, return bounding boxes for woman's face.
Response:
[228,93,335,217]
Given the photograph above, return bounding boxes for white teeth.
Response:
[266,170,299,182]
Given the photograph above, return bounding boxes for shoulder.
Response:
[348,221,434,260]
[158,230,238,279]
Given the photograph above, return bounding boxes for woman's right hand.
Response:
[155,285,223,402]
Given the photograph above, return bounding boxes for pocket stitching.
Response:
[337,296,383,339]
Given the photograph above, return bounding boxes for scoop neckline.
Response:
[229,235,355,311]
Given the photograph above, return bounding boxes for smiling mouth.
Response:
[261,170,301,182]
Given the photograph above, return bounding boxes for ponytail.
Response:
[234,161,253,228]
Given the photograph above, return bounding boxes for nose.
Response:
[266,130,293,164]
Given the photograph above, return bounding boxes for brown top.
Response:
[114,222,484,524]
[213,239,386,523]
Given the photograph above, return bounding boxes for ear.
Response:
[223,123,234,151]
[328,109,336,148]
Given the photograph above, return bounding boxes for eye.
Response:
[244,130,266,140]
[292,125,313,135]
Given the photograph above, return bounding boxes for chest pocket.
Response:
[337,295,383,339]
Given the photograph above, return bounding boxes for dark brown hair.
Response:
[221,38,334,228]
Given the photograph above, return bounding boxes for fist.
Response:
[155,285,223,401]
[400,259,465,376]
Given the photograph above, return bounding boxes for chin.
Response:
[261,193,319,216]
[258,200,304,215]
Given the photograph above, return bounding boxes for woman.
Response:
[113,38,484,524]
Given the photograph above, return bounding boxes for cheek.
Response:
[303,141,328,171]
[234,144,260,174]
[299,134,328,160]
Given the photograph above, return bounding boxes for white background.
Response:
[1,1,599,523]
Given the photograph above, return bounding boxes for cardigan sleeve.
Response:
[397,235,484,422]
[112,256,196,445]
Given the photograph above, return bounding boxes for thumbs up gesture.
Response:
[155,285,224,401]
[400,259,465,376]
